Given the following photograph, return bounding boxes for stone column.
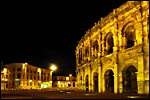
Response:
[114,63,119,94]
[102,40,105,56]
[39,70,41,88]
[32,71,34,88]
[122,36,127,49]
[98,65,102,93]
[24,65,27,88]
[135,10,143,45]
[88,66,91,92]
[118,33,123,51]
[102,73,105,93]
[137,53,145,94]
[28,70,30,88]
[91,71,94,92]
[119,71,123,93]
[20,66,23,88]
[36,71,38,88]
[141,1,149,44]
[113,32,118,52]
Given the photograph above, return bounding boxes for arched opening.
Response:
[85,47,89,62]
[93,40,99,57]
[122,66,137,93]
[104,33,114,55]
[122,23,136,49]
[104,70,114,93]
[85,75,89,92]
[93,72,98,92]
[79,49,82,64]
[80,76,82,88]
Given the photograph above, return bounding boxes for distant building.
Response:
[75,1,149,94]
[53,75,77,88]
[1,63,53,90]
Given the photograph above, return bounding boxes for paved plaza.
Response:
[1,88,149,99]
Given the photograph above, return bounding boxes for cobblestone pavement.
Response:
[1,88,149,99]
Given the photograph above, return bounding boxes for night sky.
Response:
[1,0,127,76]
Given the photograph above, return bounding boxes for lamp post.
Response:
[50,64,57,87]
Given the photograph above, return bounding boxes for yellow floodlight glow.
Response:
[4,68,7,72]
[37,68,41,72]
[69,74,72,77]
[66,77,69,81]
[50,64,57,71]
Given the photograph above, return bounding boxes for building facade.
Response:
[75,1,149,94]
[1,63,53,90]
[53,75,77,88]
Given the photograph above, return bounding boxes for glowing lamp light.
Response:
[37,68,41,72]
[4,68,7,72]
[38,81,41,83]
[50,64,57,71]
[66,77,69,81]
[69,74,72,77]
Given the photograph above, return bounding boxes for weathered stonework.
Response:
[75,1,149,94]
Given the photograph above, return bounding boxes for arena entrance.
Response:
[93,72,98,92]
[122,66,137,93]
[85,75,89,92]
[104,70,114,93]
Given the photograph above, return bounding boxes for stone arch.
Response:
[93,72,98,92]
[104,69,114,93]
[122,65,138,93]
[85,74,89,92]
[80,76,82,87]
[79,48,82,64]
[121,21,136,49]
[104,32,114,55]
[85,46,89,57]
[92,40,99,57]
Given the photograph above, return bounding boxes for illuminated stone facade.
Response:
[75,1,149,94]
[1,63,53,89]
[53,76,77,88]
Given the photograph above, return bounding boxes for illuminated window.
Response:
[17,81,20,86]
[66,77,69,81]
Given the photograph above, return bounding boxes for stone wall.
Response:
[76,1,149,94]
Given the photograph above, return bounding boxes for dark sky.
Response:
[1,0,127,76]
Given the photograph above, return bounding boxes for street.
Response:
[1,88,149,99]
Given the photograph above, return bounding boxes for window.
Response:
[17,81,20,86]
[30,75,32,79]
[13,73,15,79]
[18,73,21,78]
[38,75,39,80]
[17,68,21,72]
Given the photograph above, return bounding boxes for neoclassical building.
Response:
[1,63,53,90]
[75,1,149,94]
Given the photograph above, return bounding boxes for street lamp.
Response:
[49,64,57,87]
[50,64,57,71]
[69,74,72,77]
